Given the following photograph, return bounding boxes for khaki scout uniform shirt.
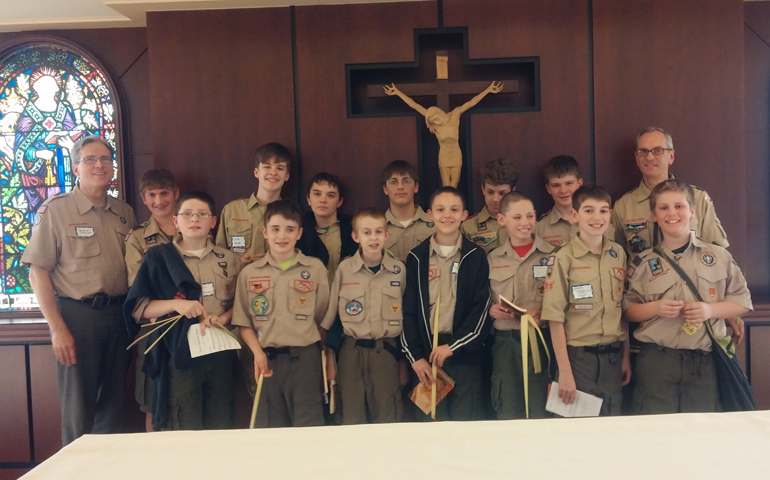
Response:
[322,250,406,339]
[132,237,241,322]
[488,236,555,331]
[125,216,175,285]
[384,207,435,262]
[611,178,728,261]
[428,234,463,334]
[215,193,268,256]
[623,234,752,352]
[317,222,341,284]
[232,251,330,349]
[541,235,627,347]
[461,206,508,254]
[22,186,135,299]
[536,207,616,247]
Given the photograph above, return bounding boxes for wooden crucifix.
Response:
[367,51,517,187]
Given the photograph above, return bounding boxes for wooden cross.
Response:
[367,51,519,111]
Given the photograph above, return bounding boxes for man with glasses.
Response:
[23,135,136,446]
[611,127,728,262]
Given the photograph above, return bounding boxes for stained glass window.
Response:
[0,42,122,312]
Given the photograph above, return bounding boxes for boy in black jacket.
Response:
[401,186,492,421]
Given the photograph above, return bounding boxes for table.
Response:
[22,411,770,479]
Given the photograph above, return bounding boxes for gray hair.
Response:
[636,127,674,150]
[70,135,114,163]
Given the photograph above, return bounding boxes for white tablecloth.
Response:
[23,411,770,479]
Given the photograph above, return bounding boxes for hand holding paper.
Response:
[187,324,241,358]
[545,381,603,417]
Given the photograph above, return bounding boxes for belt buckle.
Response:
[91,293,107,310]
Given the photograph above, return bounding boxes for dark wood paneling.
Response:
[147,9,297,213]
[444,0,591,215]
[744,3,770,298]
[0,28,150,210]
[295,2,437,212]
[593,0,746,266]
[29,345,60,461]
[0,346,30,463]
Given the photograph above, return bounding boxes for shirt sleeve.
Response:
[230,266,253,329]
[696,190,729,248]
[215,205,229,249]
[125,230,145,286]
[321,267,342,330]
[723,255,753,311]
[314,265,331,325]
[21,201,59,271]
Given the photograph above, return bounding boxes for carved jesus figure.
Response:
[383,81,503,187]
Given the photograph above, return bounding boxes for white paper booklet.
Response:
[187,324,241,358]
[545,381,603,417]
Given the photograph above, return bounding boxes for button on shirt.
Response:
[611,177,728,262]
[125,216,175,285]
[215,193,268,256]
[322,250,406,339]
[541,235,627,347]
[536,208,616,248]
[461,206,508,254]
[22,186,136,299]
[623,234,752,352]
[428,235,463,334]
[231,251,330,349]
[487,236,555,331]
[384,207,435,262]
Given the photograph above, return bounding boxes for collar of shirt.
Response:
[173,234,214,258]
[545,206,571,226]
[385,206,431,227]
[474,206,493,224]
[659,231,708,258]
[73,184,117,215]
[257,249,315,270]
[429,232,463,258]
[349,249,401,274]
[495,234,555,261]
[246,192,264,210]
[144,215,175,241]
[569,233,615,258]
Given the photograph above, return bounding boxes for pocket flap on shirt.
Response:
[339,286,365,301]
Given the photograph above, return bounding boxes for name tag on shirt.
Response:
[451,261,460,274]
[532,265,548,279]
[231,235,246,248]
[571,284,594,300]
[75,226,95,237]
[202,282,214,297]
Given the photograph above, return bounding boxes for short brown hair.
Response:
[479,158,518,188]
[429,186,466,210]
[649,178,694,211]
[572,184,612,211]
[543,155,581,184]
[381,160,419,185]
[263,199,302,227]
[175,190,215,215]
[352,207,386,231]
[254,142,291,169]
[139,169,177,196]
[499,191,534,215]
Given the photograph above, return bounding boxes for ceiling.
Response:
[0,0,426,32]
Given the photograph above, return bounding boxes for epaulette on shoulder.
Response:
[43,192,67,206]
[538,209,552,221]
[466,212,479,220]
[129,219,150,233]
[551,244,563,255]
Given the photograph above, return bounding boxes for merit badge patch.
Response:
[297,295,308,308]
[393,265,401,274]
[426,222,435,228]
[390,303,400,314]
[345,300,363,316]
[709,287,716,299]
[252,294,269,315]
[609,249,617,258]
[301,270,311,279]
[293,280,314,293]
[249,277,270,294]
[701,253,716,267]
[648,258,664,276]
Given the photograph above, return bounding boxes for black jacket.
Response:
[296,211,357,266]
[400,236,491,365]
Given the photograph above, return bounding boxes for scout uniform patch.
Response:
[471,231,497,246]
[297,295,308,308]
[393,265,401,274]
[252,294,268,315]
[293,279,314,292]
[249,277,270,294]
[301,270,311,279]
[346,300,363,316]
[648,258,663,276]
[609,248,617,258]
[701,252,716,266]
[390,303,400,314]
[428,267,438,281]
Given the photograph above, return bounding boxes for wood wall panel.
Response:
[29,346,60,461]
[147,9,296,213]
[0,346,30,463]
[744,2,770,299]
[295,2,437,212]
[593,0,747,266]
[444,0,591,215]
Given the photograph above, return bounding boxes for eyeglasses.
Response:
[386,178,415,187]
[177,212,212,219]
[635,147,672,156]
[78,156,114,165]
